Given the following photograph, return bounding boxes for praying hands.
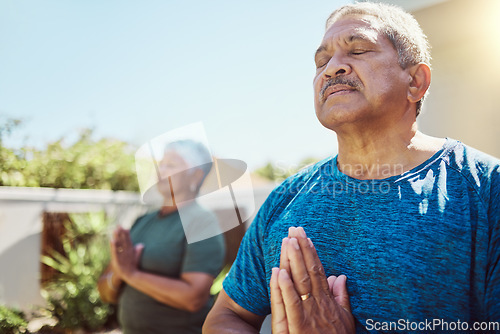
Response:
[270,227,355,334]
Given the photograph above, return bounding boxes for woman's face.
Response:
[158,149,190,179]
[156,149,194,203]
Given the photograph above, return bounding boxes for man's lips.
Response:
[324,85,357,99]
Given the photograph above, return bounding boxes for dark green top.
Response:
[118,202,225,334]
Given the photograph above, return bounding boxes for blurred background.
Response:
[1,0,499,333]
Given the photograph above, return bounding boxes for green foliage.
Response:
[0,117,22,146]
[40,212,113,332]
[0,305,28,334]
[254,157,320,182]
[253,162,277,181]
[0,118,139,191]
[210,264,230,296]
[0,117,25,187]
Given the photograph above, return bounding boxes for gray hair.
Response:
[326,2,431,115]
[165,140,213,178]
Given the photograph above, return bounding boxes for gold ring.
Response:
[300,293,311,301]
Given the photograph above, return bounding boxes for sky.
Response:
[0,0,355,171]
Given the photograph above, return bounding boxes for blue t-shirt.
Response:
[223,139,500,332]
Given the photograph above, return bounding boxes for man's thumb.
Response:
[332,274,351,313]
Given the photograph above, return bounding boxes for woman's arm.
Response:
[97,264,123,304]
[111,226,216,312]
[121,270,215,312]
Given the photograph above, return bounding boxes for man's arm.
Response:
[203,289,266,334]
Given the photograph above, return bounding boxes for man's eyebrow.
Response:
[315,45,328,58]
[347,32,376,44]
[315,32,376,58]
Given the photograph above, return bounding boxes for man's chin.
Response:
[315,108,346,131]
[316,103,368,127]
[317,119,339,132]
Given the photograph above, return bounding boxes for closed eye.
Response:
[315,58,331,69]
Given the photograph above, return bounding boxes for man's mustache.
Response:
[320,77,362,102]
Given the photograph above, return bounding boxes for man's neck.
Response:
[336,125,445,180]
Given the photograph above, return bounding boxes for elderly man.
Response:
[203,2,500,333]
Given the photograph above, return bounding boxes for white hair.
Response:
[165,140,213,177]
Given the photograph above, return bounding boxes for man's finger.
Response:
[287,237,312,296]
[277,269,305,331]
[295,228,330,295]
[288,226,299,238]
[270,268,289,334]
[280,238,291,273]
[327,275,338,292]
[332,274,352,313]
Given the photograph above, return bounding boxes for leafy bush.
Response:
[40,212,114,332]
[0,305,28,334]
[0,119,139,191]
[254,157,320,182]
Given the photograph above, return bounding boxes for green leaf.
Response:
[38,211,114,331]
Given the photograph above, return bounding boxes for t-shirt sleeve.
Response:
[222,207,270,316]
[181,211,226,277]
[222,178,298,317]
[486,164,500,321]
[181,233,225,277]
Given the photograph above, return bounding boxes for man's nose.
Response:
[324,54,352,78]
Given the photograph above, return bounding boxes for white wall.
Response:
[0,187,149,311]
[0,183,273,312]
[414,0,500,159]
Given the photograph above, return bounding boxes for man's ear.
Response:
[407,62,431,103]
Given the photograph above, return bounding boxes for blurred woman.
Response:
[98,140,225,334]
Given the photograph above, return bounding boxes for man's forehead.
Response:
[321,15,381,45]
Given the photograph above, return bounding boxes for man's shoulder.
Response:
[441,139,500,203]
[254,157,333,221]
[269,157,333,200]
[442,139,500,177]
